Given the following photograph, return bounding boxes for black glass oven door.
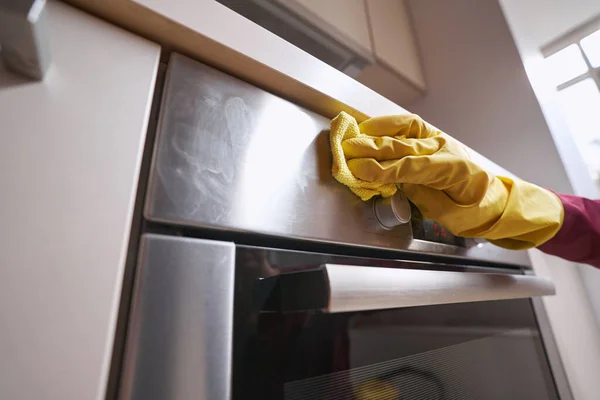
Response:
[233,246,560,400]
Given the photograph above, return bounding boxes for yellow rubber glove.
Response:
[330,111,564,250]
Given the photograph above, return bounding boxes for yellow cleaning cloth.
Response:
[330,111,564,250]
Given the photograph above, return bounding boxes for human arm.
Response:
[538,194,600,267]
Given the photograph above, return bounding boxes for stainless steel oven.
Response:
[118,53,572,400]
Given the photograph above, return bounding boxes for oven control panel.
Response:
[145,53,530,267]
[410,203,466,247]
[373,192,466,247]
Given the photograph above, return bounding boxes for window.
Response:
[543,18,600,183]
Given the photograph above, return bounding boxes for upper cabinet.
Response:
[282,0,373,55]
[216,0,426,107]
[355,0,426,106]
[364,0,426,90]
[0,2,160,400]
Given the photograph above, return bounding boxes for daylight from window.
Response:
[545,28,600,184]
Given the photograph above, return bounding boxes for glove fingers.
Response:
[346,153,472,188]
[358,114,440,139]
[403,181,517,239]
[342,136,442,160]
[401,184,459,227]
[347,157,427,184]
[402,184,484,237]
[348,155,491,206]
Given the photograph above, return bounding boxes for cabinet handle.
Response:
[257,264,555,313]
[0,0,50,80]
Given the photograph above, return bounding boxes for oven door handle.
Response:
[257,264,555,313]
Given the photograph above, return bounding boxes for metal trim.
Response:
[119,234,235,400]
[324,264,555,313]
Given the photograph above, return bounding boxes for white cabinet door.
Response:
[0,2,160,400]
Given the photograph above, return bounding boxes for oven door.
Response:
[121,234,563,400]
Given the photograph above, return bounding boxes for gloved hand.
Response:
[330,111,564,250]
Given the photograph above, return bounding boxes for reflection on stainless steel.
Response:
[326,264,554,313]
[120,234,235,400]
[145,53,531,267]
[258,264,555,313]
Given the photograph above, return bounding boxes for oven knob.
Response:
[374,191,412,229]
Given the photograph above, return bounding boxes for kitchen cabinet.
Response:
[356,0,426,106]
[364,0,426,90]
[272,0,427,106]
[280,0,373,55]
[0,1,160,400]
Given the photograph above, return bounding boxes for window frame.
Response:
[542,16,600,91]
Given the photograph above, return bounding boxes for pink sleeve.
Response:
[537,193,600,268]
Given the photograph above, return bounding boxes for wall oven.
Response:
[118,53,571,400]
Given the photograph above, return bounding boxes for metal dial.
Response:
[374,191,412,229]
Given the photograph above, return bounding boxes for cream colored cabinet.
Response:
[280,0,373,55]
[364,0,425,90]
[357,0,426,105]
[277,0,425,106]
[0,2,160,400]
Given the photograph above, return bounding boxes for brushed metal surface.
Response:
[120,234,235,400]
[145,52,531,267]
[324,264,555,313]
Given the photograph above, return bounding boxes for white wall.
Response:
[406,0,571,193]
[405,1,600,398]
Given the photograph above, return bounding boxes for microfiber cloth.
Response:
[330,111,397,200]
